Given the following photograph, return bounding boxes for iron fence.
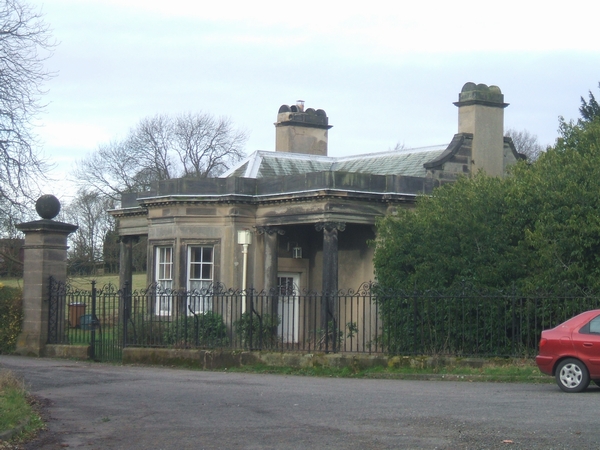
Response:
[122,283,380,354]
[48,278,122,361]
[375,285,600,357]
[48,278,600,359]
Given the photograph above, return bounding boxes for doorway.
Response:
[277,272,300,343]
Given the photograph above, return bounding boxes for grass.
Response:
[68,273,148,291]
[0,278,22,289]
[0,273,148,291]
[0,370,44,442]
[223,359,553,384]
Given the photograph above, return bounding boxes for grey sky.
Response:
[32,0,600,198]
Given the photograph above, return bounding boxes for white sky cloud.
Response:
[31,0,600,197]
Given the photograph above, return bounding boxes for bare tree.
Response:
[128,115,174,181]
[64,189,116,275]
[505,129,546,161]
[71,141,144,201]
[0,199,29,275]
[75,112,247,200]
[0,0,54,214]
[388,142,406,152]
[174,113,247,177]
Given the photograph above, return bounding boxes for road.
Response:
[0,355,597,449]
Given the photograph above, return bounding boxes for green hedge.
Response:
[0,284,22,354]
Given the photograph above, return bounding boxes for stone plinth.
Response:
[15,219,78,356]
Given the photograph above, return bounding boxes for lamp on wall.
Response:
[287,241,302,259]
[237,229,252,313]
[237,230,252,245]
[292,245,302,259]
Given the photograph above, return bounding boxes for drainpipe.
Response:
[237,230,253,314]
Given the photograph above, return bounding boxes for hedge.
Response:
[0,284,22,354]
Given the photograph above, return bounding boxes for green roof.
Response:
[222,145,447,179]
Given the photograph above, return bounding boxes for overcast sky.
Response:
[32,0,600,200]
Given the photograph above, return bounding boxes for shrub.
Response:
[163,312,228,348]
[123,313,164,347]
[234,312,281,350]
[0,284,22,354]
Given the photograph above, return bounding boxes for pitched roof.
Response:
[221,145,448,179]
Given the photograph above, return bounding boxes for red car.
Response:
[536,309,600,392]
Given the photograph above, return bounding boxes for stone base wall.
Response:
[121,348,497,371]
[45,344,90,360]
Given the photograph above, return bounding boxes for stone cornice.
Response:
[133,189,419,208]
[16,219,78,234]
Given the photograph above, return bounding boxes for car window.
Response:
[580,314,600,334]
[590,316,600,333]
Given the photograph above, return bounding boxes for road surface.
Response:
[1,355,597,449]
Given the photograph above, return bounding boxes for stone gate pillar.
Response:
[15,195,78,356]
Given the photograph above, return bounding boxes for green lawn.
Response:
[0,273,148,292]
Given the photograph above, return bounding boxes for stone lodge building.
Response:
[110,82,523,318]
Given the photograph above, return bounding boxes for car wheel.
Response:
[556,358,590,393]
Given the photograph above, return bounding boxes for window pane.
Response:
[155,246,174,315]
[156,247,173,282]
[590,316,600,333]
[192,264,201,279]
[191,247,201,263]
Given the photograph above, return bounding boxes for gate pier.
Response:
[15,195,77,356]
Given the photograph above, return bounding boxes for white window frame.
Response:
[187,245,214,315]
[155,246,173,316]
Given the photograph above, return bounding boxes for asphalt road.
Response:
[1,355,598,449]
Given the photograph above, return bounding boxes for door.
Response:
[277,273,300,343]
[572,314,600,378]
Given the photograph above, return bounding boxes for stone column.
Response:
[315,222,345,332]
[119,236,136,295]
[118,235,138,327]
[256,226,285,292]
[256,226,285,319]
[15,195,78,356]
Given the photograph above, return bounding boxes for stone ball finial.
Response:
[36,194,61,220]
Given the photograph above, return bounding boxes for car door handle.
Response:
[583,343,594,347]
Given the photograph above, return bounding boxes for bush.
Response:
[234,312,281,350]
[122,313,157,346]
[0,284,23,354]
[163,312,228,348]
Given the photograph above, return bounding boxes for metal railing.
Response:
[48,278,122,361]
[122,283,381,354]
[48,279,600,359]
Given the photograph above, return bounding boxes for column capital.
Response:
[315,222,346,233]
[255,226,286,236]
